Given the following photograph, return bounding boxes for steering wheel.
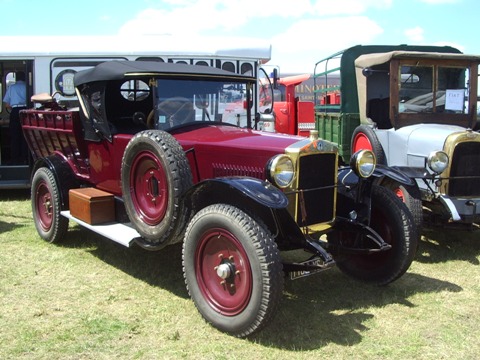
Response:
[147,97,195,129]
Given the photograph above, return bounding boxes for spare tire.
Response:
[121,130,193,247]
[351,125,386,165]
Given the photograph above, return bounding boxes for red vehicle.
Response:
[263,73,315,137]
[21,61,416,337]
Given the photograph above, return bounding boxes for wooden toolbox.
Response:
[69,188,115,225]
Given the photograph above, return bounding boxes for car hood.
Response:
[171,124,308,181]
[386,123,467,166]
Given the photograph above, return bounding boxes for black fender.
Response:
[185,177,288,210]
[184,177,306,250]
[372,164,417,186]
[32,154,81,210]
[380,165,428,180]
[337,165,415,200]
[336,164,418,220]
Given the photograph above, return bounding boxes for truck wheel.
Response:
[31,167,68,243]
[182,204,284,337]
[351,125,386,165]
[122,130,192,246]
[382,179,423,234]
[330,185,417,286]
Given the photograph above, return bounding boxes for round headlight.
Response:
[427,151,449,174]
[350,149,376,178]
[268,155,295,188]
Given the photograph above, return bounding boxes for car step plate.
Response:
[61,210,140,247]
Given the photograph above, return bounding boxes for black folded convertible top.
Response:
[74,60,256,86]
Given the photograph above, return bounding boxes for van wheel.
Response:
[31,167,68,243]
[328,185,417,286]
[182,204,284,337]
[351,125,386,165]
[122,130,192,247]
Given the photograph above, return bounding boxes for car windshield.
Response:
[150,78,251,130]
[399,64,470,114]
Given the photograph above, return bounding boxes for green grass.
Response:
[1,189,479,359]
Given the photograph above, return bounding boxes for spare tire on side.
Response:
[121,130,193,248]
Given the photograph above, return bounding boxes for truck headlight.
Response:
[350,149,376,178]
[267,154,295,188]
[427,151,449,174]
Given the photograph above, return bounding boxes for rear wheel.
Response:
[328,185,417,285]
[31,167,68,243]
[182,204,283,337]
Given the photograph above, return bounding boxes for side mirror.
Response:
[272,68,279,89]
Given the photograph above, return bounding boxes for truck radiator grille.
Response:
[448,142,480,197]
[295,153,336,225]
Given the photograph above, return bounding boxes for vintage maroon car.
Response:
[21,61,416,337]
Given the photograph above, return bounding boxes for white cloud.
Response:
[117,0,387,73]
[419,0,459,4]
[271,17,384,73]
[312,0,392,15]
[404,26,425,42]
[118,0,392,37]
[119,0,314,36]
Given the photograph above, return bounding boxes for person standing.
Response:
[3,71,27,164]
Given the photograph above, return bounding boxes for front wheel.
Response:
[328,185,417,286]
[351,125,386,165]
[182,204,283,338]
[31,167,68,243]
[382,179,423,233]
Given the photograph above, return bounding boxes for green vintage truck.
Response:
[314,44,480,230]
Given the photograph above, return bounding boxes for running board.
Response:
[61,211,140,247]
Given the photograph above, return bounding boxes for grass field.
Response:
[1,189,479,359]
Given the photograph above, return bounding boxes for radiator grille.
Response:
[448,142,480,197]
[295,153,336,225]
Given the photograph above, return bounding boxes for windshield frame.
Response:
[390,58,478,129]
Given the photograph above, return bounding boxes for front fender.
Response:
[185,176,288,211]
[373,165,425,186]
[184,177,307,250]
[372,165,416,186]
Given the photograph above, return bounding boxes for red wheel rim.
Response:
[195,228,252,316]
[353,133,373,153]
[394,187,405,202]
[35,180,53,231]
[130,150,168,225]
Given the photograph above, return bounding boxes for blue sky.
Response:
[1,0,478,73]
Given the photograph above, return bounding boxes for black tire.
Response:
[329,185,417,286]
[382,178,423,234]
[121,130,192,246]
[182,204,284,338]
[31,167,68,243]
[351,125,386,165]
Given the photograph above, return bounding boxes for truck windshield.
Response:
[151,78,251,129]
[399,64,469,114]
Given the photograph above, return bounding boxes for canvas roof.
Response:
[74,60,256,86]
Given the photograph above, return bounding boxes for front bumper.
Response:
[439,195,480,224]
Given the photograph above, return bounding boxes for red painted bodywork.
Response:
[22,109,304,196]
[274,74,315,137]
